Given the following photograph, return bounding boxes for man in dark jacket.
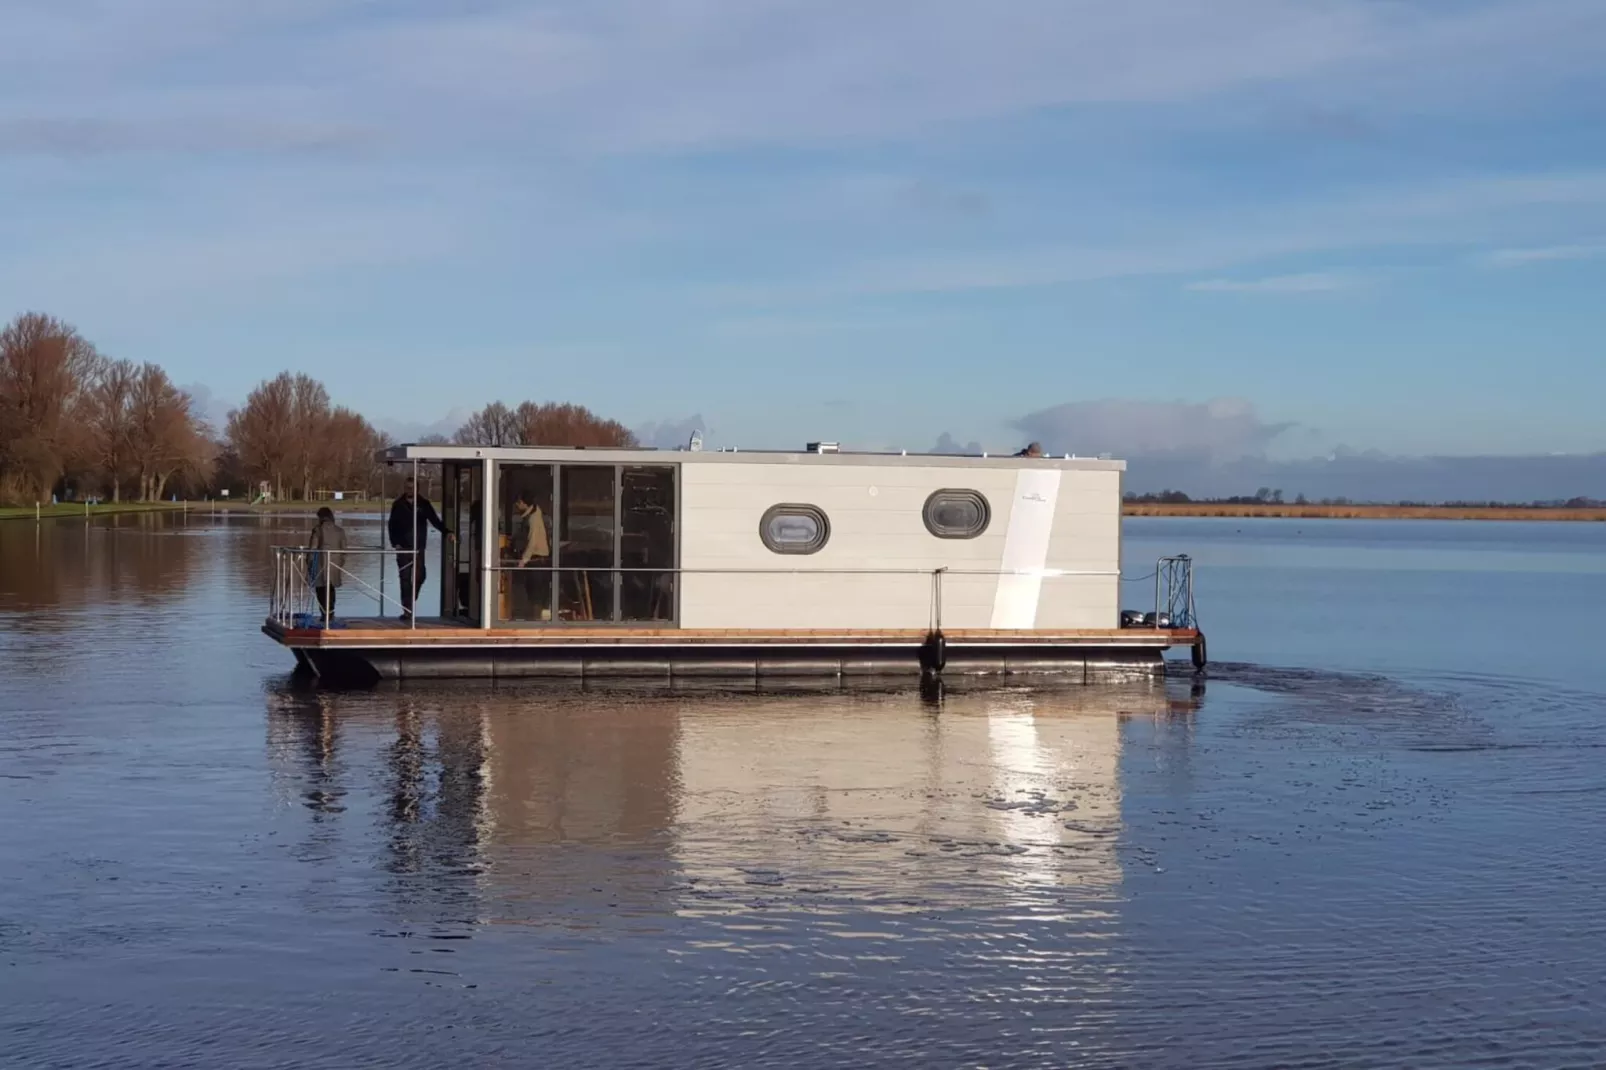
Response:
[388,476,448,619]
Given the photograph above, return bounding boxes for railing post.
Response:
[1154,563,1162,629]
[412,457,418,630]
[378,466,386,616]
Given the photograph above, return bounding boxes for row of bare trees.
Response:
[225,391,637,501]
[451,401,637,448]
[0,313,214,504]
[3,312,643,506]
[226,373,388,501]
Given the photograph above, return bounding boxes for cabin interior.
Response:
[430,457,676,628]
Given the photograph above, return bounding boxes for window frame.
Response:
[759,503,831,555]
[488,460,681,627]
[922,488,992,540]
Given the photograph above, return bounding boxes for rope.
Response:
[1120,570,1157,583]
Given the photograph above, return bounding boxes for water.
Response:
[1,513,1603,1068]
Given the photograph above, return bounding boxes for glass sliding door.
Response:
[496,463,555,623]
[440,462,484,623]
[621,466,676,622]
[461,464,483,625]
[440,465,460,619]
[558,465,615,622]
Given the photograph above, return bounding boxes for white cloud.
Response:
[1014,397,1295,462]
[2,0,1602,155]
[2,0,1604,322]
[634,414,708,450]
[179,381,234,433]
[708,167,1606,302]
[1186,273,1353,293]
[1482,244,1605,266]
[379,407,473,444]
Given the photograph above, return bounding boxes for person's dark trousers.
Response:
[397,553,425,616]
[516,569,545,620]
[315,583,336,619]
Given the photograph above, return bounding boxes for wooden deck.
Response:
[263,617,1201,651]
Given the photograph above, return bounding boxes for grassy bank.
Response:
[0,499,380,521]
[1122,502,1606,521]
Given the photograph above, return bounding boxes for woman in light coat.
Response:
[307,506,348,620]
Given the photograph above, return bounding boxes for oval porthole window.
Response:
[760,503,830,554]
[923,489,991,539]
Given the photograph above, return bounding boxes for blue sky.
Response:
[2,0,1603,482]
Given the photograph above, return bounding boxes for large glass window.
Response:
[493,461,678,625]
[558,465,615,622]
[498,464,555,623]
[621,466,676,622]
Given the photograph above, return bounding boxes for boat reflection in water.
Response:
[263,679,1200,941]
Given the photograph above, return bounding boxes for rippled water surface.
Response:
[2,513,1604,1068]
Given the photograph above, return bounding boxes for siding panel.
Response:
[678,459,1118,629]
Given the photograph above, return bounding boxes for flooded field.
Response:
[2,513,1604,1068]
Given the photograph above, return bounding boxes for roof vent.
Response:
[806,441,840,453]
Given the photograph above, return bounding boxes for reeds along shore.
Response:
[1123,502,1606,521]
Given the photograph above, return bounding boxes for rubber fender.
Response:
[1191,632,1208,671]
[920,630,947,673]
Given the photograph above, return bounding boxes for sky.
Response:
[2,0,1604,498]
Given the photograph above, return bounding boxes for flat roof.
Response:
[379,444,1124,472]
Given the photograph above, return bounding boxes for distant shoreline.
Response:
[4,498,1604,523]
[1123,502,1606,522]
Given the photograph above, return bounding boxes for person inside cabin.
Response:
[307,506,347,621]
[388,476,449,621]
[511,491,551,620]
[1016,441,1044,457]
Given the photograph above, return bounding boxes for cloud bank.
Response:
[634,414,708,450]
[1014,398,1296,464]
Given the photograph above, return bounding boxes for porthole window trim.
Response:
[923,488,992,539]
[760,502,831,554]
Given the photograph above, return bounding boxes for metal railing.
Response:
[269,549,1132,631]
[270,549,1201,633]
[1155,555,1197,629]
[271,546,424,629]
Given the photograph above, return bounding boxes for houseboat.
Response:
[262,442,1204,685]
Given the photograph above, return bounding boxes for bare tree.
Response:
[128,363,205,501]
[84,358,139,501]
[0,312,100,502]
[226,373,296,499]
[452,401,520,446]
[512,401,637,447]
[320,406,384,496]
[288,374,332,500]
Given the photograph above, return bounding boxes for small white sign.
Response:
[334,491,344,501]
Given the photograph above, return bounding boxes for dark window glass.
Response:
[620,466,676,622]
[559,466,616,621]
[760,504,830,554]
[923,489,991,539]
